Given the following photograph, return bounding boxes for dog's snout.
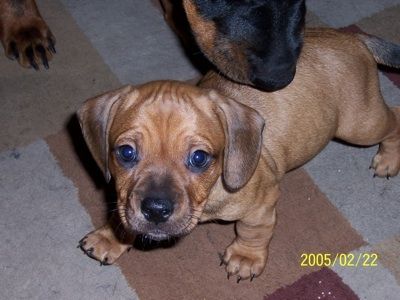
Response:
[250,64,296,91]
[140,197,174,224]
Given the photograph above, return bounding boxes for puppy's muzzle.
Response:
[141,196,174,224]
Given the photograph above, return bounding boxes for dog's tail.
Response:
[358,34,400,68]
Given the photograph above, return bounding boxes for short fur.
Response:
[182,0,306,91]
[2,0,304,83]
[0,0,55,69]
[78,28,400,281]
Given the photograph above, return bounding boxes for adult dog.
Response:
[78,28,400,281]
[161,0,306,91]
[1,0,305,91]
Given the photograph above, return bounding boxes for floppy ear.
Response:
[77,85,135,182]
[210,91,265,192]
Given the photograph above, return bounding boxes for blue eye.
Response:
[117,145,137,163]
[188,150,210,170]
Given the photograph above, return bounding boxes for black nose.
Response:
[249,58,297,92]
[141,197,174,224]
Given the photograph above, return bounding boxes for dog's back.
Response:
[200,28,400,175]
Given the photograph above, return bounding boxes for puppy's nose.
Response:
[140,197,174,224]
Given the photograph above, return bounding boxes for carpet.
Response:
[1,0,400,299]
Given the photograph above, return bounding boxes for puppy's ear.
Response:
[210,91,265,191]
[77,85,136,182]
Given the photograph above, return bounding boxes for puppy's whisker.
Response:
[114,221,125,236]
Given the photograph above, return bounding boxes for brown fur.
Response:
[182,0,251,84]
[0,0,55,69]
[157,0,199,54]
[78,28,400,281]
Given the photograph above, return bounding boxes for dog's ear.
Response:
[77,85,136,182]
[210,91,265,191]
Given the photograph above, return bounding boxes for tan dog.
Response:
[78,28,400,281]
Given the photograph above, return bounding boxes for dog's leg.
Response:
[370,107,400,177]
[0,0,55,69]
[336,93,400,178]
[79,214,135,265]
[222,185,279,281]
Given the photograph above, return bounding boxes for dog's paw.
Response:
[78,229,131,265]
[221,241,268,282]
[371,150,400,178]
[2,17,56,70]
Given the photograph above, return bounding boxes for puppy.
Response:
[0,0,55,69]
[78,28,400,281]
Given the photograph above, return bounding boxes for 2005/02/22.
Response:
[300,253,378,267]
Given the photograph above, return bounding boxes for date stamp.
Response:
[300,253,378,267]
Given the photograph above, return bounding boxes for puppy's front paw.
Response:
[221,241,268,282]
[78,227,131,265]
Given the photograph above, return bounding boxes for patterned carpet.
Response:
[1,1,400,299]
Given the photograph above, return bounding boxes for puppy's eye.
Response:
[188,150,210,171]
[117,145,137,164]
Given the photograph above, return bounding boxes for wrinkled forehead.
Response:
[110,82,224,151]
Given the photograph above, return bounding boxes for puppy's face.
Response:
[109,84,226,240]
[184,0,306,91]
[78,82,264,241]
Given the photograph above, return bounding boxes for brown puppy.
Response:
[78,28,400,281]
[0,0,55,69]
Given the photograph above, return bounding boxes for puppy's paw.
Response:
[2,17,56,70]
[221,241,268,282]
[78,228,131,265]
[371,150,400,178]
